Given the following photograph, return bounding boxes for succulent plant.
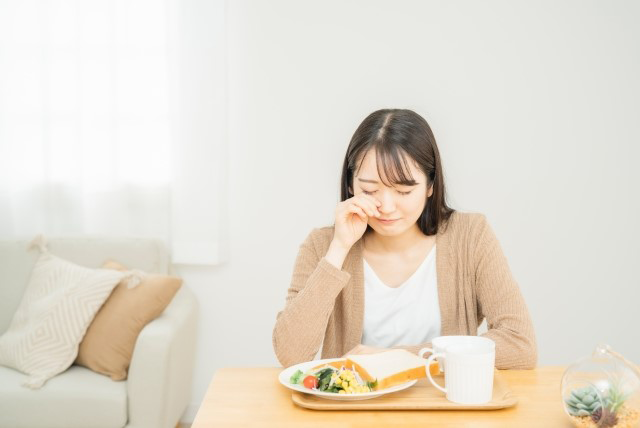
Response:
[566,381,629,427]
[603,380,628,414]
[562,344,640,428]
[566,386,603,417]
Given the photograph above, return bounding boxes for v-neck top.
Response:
[361,246,441,348]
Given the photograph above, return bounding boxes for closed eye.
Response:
[362,189,412,195]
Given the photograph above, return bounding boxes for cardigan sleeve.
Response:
[272,229,351,367]
[473,216,538,369]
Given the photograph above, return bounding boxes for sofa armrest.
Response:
[125,286,198,428]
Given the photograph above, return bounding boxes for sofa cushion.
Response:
[0,237,170,334]
[0,240,40,333]
[0,240,128,389]
[0,365,127,428]
[76,260,182,380]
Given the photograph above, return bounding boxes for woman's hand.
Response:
[342,344,389,357]
[333,194,381,250]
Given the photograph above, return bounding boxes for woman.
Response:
[272,109,537,369]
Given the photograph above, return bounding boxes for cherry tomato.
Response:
[303,375,318,389]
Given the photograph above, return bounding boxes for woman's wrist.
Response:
[324,239,351,270]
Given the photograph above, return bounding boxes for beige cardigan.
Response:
[272,212,537,369]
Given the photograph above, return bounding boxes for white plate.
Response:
[278,358,418,401]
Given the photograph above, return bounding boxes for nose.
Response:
[378,190,396,214]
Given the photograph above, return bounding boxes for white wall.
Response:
[176,0,640,421]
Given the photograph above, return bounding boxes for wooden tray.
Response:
[292,370,517,410]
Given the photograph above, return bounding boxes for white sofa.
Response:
[0,237,198,428]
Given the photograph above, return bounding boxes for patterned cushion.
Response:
[0,243,127,389]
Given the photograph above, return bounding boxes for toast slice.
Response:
[311,359,346,371]
[345,349,439,390]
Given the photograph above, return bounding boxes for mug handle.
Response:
[425,353,447,393]
[420,347,445,373]
[418,347,434,358]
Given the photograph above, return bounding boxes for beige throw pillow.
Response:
[75,261,182,380]
[0,243,128,389]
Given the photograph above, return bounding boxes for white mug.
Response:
[419,335,495,372]
[424,341,496,404]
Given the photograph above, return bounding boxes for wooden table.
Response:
[192,366,572,427]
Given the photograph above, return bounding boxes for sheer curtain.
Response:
[0,0,227,264]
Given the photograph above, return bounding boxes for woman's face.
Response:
[352,149,432,237]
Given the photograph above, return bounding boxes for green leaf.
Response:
[582,394,595,405]
[571,389,585,401]
[326,385,342,393]
[289,370,304,385]
[317,368,335,391]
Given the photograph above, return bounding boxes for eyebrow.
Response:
[357,177,419,186]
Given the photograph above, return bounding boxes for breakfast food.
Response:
[290,365,374,394]
[346,349,438,390]
[290,349,439,394]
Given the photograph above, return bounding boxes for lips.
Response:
[377,218,399,224]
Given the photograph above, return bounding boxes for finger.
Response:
[351,197,380,217]
[358,193,382,208]
[341,195,379,215]
[355,194,382,214]
[346,204,367,222]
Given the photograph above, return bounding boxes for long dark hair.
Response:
[340,109,454,235]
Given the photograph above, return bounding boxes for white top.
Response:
[361,245,441,348]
